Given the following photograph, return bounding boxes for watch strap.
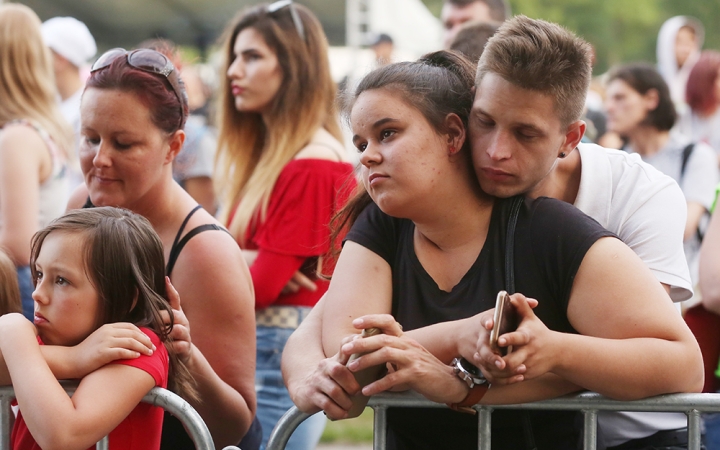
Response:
[448,383,490,414]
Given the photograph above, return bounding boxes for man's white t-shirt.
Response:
[574,144,690,447]
[627,133,719,287]
[575,143,693,301]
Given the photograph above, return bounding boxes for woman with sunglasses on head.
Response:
[67,47,258,449]
[0,4,73,321]
[216,2,355,449]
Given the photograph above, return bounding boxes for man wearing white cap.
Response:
[41,16,96,188]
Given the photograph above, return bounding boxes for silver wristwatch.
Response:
[451,357,488,389]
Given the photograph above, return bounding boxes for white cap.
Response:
[41,17,97,68]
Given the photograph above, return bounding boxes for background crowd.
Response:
[1,0,720,449]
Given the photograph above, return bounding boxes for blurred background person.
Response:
[0,3,72,320]
[447,19,498,65]
[174,64,218,215]
[679,51,720,167]
[604,63,718,285]
[441,0,509,48]
[215,2,355,449]
[656,15,704,114]
[370,32,394,67]
[699,193,720,448]
[40,16,96,191]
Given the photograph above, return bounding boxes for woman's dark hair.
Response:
[30,207,196,400]
[606,63,676,131]
[330,51,476,253]
[686,51,720,116]
[85,55,189,134]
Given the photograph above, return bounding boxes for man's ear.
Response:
[562,120,586,155]
[445,113,466,155]
[165,129,186,164]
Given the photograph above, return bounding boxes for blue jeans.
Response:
[16,266,34,321]
[705,412,720,449]
[256,323,326,450]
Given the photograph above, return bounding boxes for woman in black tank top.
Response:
[69,48,259,449]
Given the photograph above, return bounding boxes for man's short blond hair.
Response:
[477,15,592,126]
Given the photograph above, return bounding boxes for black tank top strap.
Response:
[166,205,232,277]
[82,197,95,209]
[170,205,203,253]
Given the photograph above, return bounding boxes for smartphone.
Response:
[347,327,383,364]
[345,327,385,418]
[489,291,517,356]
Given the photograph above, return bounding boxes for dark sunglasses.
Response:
[267,0,306,42]
[91,48,185,118]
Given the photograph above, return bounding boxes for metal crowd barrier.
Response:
[0,385,240,450]
[266,391,720,450]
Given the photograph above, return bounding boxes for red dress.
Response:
[11,328,169,450]
[235,158,356,309]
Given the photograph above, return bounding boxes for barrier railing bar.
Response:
[688,409,701,450]
[96,436,109,450]
[373,405,387,450]
[582,409,597,450]
[0,385,227,450]
[266,391,720,450]
[477,407,491,450]
[0,391,11,450]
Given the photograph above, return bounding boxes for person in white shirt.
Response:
[605,62,719,287]
[41,16,96,189]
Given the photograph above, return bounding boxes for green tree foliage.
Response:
[421,0,720,74]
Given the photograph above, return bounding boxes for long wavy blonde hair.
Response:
[215,2,342,242]
[0,4,72,157]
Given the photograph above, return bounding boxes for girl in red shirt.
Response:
[0,207,194,450]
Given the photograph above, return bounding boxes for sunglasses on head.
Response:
[267,0,306,43]
[91,48,185,119]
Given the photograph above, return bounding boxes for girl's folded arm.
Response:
[2,317,155,450]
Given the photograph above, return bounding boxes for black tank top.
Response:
[82,199,230,277]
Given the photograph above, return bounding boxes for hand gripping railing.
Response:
[0,385,241,450]
[266,391,720,450]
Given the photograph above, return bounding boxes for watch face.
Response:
[460,358,483,378]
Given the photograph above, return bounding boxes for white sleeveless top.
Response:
[2,120,69,228]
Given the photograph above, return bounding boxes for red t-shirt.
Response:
[11,327,169,450]
[234,158,356,309]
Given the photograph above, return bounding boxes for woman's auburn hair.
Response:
[215,2,343,242]
[29,207,197,401]
[686,50,720,116]
[0,3,72,158]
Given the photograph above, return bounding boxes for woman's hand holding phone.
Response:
[473,292,541,385]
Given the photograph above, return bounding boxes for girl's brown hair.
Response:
[215,2,342,243]
[29,207,196,400]
[0,249,22,316]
